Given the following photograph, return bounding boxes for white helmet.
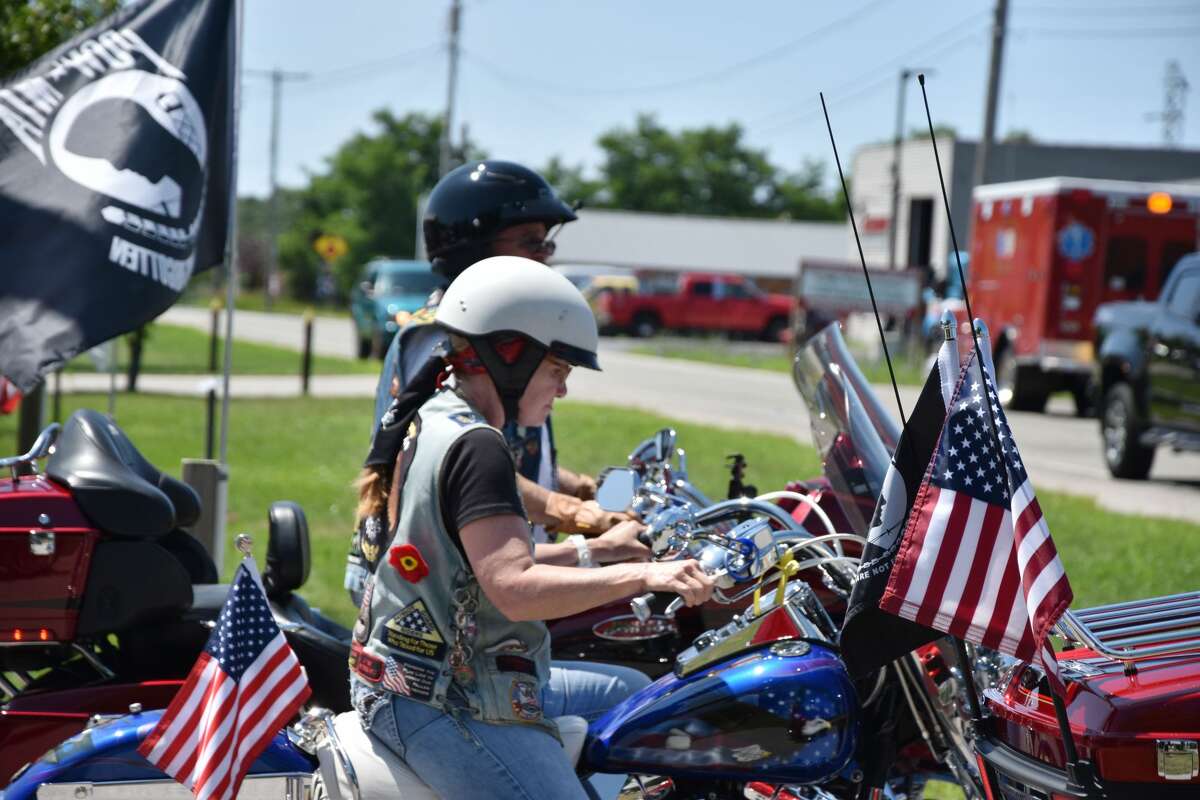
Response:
[435,256,600,420]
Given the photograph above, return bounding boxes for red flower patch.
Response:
[388,544,429,583]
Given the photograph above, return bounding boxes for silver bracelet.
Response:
[567,534,594,568]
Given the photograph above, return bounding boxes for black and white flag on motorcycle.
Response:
[838,325,962,679]
[0,0,236,392]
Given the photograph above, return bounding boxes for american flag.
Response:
[138,562,311,800]
[879,346,1073,693]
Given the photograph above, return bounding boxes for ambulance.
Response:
[968,177,1200,413]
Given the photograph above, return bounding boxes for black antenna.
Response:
[915,73,1096,797]
[818,92,907,428]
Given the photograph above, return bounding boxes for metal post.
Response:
[205,388,217,460]
[300,309,314,396]
[438,0,462,177]
[220,0,245,469]
[16,383,46,461]
[52,370,61,424]
[208,298,221,373]
[971,0,1009,191]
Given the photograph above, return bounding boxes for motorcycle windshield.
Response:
[792,324,900,535]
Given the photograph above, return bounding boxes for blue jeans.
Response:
[353,661,649,800]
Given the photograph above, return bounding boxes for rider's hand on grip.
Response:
[596,520,651,563]
[641,560,715,608]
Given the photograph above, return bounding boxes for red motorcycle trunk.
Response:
[0,475,98,644]
[984,648,1200,787]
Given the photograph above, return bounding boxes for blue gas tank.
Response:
[585,638,859,784]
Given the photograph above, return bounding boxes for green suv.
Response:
[350,259,441,359]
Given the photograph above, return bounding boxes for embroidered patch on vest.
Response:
[352,579,374,644]
[382,655,437,701]
[350,640,383,682]
[510,679,542,722]
[388,543,429,583]
[448,411,479,427]
[383,598,447,660]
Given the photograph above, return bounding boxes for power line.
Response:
[751,10,989,135]
[1017,2,1200,14]
[463,0,895,97]
[1014,25,1200,37]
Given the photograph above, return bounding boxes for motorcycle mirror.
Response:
[654,428,677,461]
[596,467,637,512]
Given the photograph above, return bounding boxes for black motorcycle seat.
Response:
[47,409,202,538]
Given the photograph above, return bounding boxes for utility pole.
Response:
[438,0,462,177]
[1146,60,1188,147]
[972,0,1009,191]
[889,70,914,270]
[247,68,308,309]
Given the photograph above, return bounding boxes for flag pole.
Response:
[914,74,1095,797]
[218,0,243,467]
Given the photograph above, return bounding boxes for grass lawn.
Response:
[3,394,1196,631]
[629,338,930,387]
[63,323,378,376]
[180,287,351,319]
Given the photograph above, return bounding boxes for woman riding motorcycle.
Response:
[346,161,627,608]
[349,256,715,798]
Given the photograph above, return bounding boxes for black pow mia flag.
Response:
[839,331,962,679]
[0,0,236,392]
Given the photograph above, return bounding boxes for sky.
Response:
[235,0,1200,199]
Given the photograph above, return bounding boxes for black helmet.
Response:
[423,160,577,282]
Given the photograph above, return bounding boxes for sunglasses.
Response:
[490,233,557,257]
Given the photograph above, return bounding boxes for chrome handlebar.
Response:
[1,422,61,479]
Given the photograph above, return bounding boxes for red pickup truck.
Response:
[593,272,795,341]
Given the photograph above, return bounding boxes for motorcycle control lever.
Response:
[630,568,728,623]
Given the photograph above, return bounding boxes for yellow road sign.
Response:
[313,234,349,263]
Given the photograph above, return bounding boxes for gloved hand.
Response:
[555,468,597,501]
[544,492,631,535]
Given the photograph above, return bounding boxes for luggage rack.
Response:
[0,422,60,479]
[1056,589,1200,663]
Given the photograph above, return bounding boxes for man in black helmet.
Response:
[346,160,627,604]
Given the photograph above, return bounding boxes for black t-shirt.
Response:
[438,428,525,558]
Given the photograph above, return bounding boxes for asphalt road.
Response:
[158,307,1200,523]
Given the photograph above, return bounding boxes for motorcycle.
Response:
[0,408,352,787]
[8,323,1198,798]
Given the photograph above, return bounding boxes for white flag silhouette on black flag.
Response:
[838,322,962,679]
[0,0,236,392]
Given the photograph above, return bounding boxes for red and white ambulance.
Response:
[968,177,1199,413]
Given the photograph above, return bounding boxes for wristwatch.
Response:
[567,534,594,568]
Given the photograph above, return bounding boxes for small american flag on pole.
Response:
[138,562,311,800]
[879,344,1073,693]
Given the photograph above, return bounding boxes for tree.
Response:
[545,114,844,221]
[1002,129,1036,144]
[908,123,958,141]
[276,110,482,301]
[0,0,119,79]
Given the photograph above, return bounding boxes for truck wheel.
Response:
[1101,383,1155,479]
[996,351,1047,413]
[761,316,789,343]
[632,312,660,338]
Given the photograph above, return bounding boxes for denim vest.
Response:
[355,389,554,733]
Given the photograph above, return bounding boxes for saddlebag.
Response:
[980,591,1200,797]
